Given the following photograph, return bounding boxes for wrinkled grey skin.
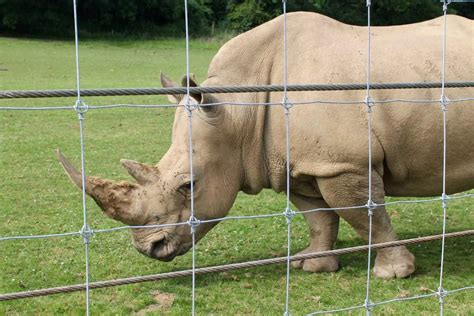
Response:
[58,12,474,279]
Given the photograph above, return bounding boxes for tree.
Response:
[0,0,472,38]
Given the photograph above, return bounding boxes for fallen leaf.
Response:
[398,290,410,298]
[419,286,432,293]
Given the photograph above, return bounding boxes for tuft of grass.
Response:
[0,37,473,315]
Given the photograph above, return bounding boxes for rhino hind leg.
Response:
[317,172,416,279]
[290,194,340,273]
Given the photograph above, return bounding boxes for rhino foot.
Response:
[291,248,339,273]
[373,246,415,279]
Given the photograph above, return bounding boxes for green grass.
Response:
[0,36,473,315]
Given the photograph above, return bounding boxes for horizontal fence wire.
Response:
[306,304,367,315]
[1,229,472,302]
[2,193,473,242]
[1,81,474,99]
[309,286,472,315]
[1,97,473,112]
[308,288,474,315]
[308,294,439,315]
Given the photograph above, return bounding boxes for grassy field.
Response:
[0,36,473,315]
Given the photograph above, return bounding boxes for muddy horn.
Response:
[56,150,139,225]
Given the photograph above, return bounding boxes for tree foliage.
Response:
[0,0,472,37]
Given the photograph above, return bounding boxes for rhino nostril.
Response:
[146,237,180,262]
[152,238,166,254]
[178,180,196,196]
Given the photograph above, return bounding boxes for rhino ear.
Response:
[180,75,217,114]
[181,74,202,103]
[120,159,158,185]
[56,150,139,225]
[160,72,183,103]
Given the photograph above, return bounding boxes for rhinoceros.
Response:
[58,12,473,279]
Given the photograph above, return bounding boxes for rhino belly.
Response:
[383,160,474,197]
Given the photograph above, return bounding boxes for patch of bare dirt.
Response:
[134,291,176,315]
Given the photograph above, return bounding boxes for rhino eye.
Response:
[199,104,222,119]
[199,104,217,114]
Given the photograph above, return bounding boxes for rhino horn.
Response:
[56,150,138,225]
[120,159,158,185]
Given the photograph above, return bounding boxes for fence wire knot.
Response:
[441,193,450,209]
[74,99,88,114]
[187,216,201,234]
[364,298,374,312]
[365,96,375,113]
[282,96,293,110]
[442,0,451,12]
[184,95,198,113]
[80,225,94,245]
[366,200,377,216]
[437,286,447,304]
[440,95,450,112]
[283,207,296,224]
[283,207,295,224]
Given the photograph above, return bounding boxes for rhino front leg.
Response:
[290,193,340,272]
[317,172,415,279]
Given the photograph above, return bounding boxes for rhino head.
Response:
[57,73,266,262]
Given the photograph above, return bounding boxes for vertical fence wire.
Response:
[72,0,91,315]
[183,0,198,314]
[281,2,294,315]
[364,1,374,315]
[77,106,91,316]
[438,1,450,314]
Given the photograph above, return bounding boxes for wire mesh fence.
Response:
[0,0,473,315]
